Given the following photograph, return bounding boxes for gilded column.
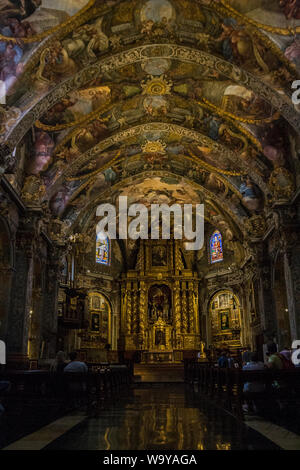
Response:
[173,281,181,348]
[126,281,132,335]
[187,281,194,334]
[193,281,200,335]
[174,241,184,272]
[132,281,139,337]
[139,281,147,349]
[121,283,128,335]
[181,282,188,334]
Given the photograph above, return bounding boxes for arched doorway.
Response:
[78,292,112,363]
[208,290,242,355]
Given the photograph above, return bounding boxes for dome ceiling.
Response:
[0,0,299,247]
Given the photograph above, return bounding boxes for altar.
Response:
[141,351,174,363]
[120,239,202,362]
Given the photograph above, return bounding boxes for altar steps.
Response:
[134,364,184,383]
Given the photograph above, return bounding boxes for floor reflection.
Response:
[44,385,279,450]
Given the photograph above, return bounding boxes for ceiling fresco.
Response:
[0,0,299,254]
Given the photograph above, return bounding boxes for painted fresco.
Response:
[0,1,92,101]
[0,0,298,244]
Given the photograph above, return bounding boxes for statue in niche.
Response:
[148,284,172,323]
[155,328,166,348]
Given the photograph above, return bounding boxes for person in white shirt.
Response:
[64,352,88,407]
[64,351,88,373]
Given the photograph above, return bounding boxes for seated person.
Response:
[64,352,88,407]
[242,352,266,414]
[64,351,88,373]
[243,352,266,393]
[217,351,228,368]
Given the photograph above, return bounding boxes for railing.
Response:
[185,362,300,421]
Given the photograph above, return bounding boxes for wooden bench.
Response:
[185,362,300,421]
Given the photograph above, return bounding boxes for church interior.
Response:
[0,0,300,453]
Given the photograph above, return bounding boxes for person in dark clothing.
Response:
[50,350,67,373]
[242,346,251,365]
[218,351,228,368]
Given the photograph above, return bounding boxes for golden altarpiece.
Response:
[120,239,202,363]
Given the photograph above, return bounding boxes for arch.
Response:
[85,291,113,360]
[208,289,242,354]
[3,44,299,153]
[63,170,246,239]
[48,122,268,199]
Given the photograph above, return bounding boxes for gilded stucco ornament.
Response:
[21,176,46,206]
[141,75,173,95]
[142,139,167,154]
[269,168,295,201]
[244,215,267,239]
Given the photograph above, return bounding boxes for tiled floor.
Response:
[35,385,281,451]
[5,384,300,450]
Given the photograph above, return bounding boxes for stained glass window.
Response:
[210,230,223,264]
[96,232,110,265]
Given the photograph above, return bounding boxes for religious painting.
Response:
[210,230,223,264]
[151,244,167,267]
[209,290,242,352]
[148,284,172,323]
[93,296,100,310]
[87,293,111,345]
[219,293,228,309]
[220,310,230,331]
[91,313,100,332]
[0,0,91,99]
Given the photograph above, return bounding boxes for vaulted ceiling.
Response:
[0,0,299,249]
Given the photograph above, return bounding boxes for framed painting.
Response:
[91,313,100,332]
[220,309,230,331]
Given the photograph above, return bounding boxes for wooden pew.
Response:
[185,362,300,421]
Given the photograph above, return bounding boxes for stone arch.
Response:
[86,291,114,359]
[206,288,242,356]
[63,169,245,239]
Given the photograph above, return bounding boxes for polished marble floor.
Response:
[42,385,280,450]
